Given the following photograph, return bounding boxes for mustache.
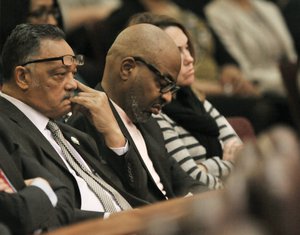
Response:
[157,97,168,107]
[63,91,76,100]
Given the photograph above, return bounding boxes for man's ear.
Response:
[120,57,136,81]
[14,66,30,90]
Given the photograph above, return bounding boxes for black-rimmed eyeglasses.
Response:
[21,54,84,67]
[133,56,180,94]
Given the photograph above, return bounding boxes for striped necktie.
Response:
[47,120,132,213]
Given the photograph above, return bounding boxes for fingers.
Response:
[71,91,109,109]
[70,88,117,132]
[223,139,243,161]
[71,82,108,106]
[0,179,14,193]
[224,139,242,149]
[25,177,49,186]
[75,80,95,93]
[24,179,33,186]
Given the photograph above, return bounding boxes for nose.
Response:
[183,49,194,65]
[161,91,173,104]
[65,72,78,91]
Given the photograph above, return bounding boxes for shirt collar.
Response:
[0,92,49,132]
[110,99,133,126]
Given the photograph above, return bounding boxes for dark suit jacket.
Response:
[0,116,74,235]
[0,97,148,221]
[68,84,208,203]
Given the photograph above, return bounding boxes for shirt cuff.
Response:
[109,139,129,156]
[184,192,193,197]
[30,178,58,207]
[104,212,111,219]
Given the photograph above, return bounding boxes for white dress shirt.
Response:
[112,101,167,198]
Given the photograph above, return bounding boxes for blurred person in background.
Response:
[0,0,62,53]
[203,0,298,133]
[205,0,298,96]
[0,0,62,89]
[268,0,300,56]
[57,0,121,33]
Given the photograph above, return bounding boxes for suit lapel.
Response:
[108,99,146,167]
[95,85,170,197]
[107,98,169,196]
[137,122,173,195]
[0,97,68,170]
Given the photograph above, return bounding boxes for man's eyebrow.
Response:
[48,65,69,73]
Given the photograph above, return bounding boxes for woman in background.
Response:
[205,0,297,96]
[0,0,62,52]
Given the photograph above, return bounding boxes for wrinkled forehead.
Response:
[37,38,74,58]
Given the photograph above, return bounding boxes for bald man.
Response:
[68,23,208,203]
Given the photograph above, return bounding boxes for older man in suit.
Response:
[0,23,150,220]
[68,23,208,202]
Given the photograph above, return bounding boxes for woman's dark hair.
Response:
[127,12,195,60]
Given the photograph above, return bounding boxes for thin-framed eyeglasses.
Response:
[133,56,180,94]
[21,54,84,67]
[28,6,60,22]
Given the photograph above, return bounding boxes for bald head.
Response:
[107,23,180,64]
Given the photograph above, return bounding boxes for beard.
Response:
[130,94,152,123]
[124,80,152,124]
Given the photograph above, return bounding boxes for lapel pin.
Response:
[71,136,80,145]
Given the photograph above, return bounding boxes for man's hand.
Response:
[0,179,14,193]
[70,81,126,148]
[24,177,48,186]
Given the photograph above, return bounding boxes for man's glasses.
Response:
[21,54,84,67]
[28,6,60,22]
[133,56,180,94]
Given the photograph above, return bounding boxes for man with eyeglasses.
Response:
[68,23,208,203]
[0,23,152,221]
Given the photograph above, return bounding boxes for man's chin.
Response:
[132,111,152,124]
[53,107,72,120]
